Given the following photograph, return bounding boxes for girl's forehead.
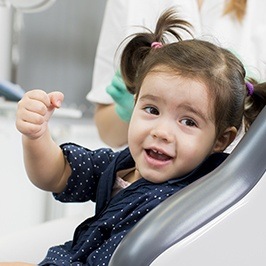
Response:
[139,70,215,120]
[143,66,204,87]
[142,70,207,94]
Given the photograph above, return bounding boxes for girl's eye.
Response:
[144,106,159,115]
[180,119,197,127]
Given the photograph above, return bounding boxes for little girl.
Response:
[7,8,266,266]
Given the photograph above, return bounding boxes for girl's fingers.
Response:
[48,91,64,109]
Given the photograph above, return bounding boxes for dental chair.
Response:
[109,106,266,266]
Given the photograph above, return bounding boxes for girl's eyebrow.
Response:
[139,94,162,102]
[180,104,211,123]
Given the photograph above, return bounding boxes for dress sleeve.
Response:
[53,143,116,203]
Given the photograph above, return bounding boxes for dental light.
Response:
[6,0,56,13]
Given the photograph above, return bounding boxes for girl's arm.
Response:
[16,89,71,193]
[22,129,71,193]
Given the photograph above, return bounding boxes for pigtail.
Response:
[120,8,192,94]
[120,33,153,94]
[244,79,266,131]
[153,8,193,43]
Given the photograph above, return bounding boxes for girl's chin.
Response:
[139,169,169,183]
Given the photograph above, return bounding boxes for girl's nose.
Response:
[150,127,175,143]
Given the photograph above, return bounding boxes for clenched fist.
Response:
[16,89,64,139]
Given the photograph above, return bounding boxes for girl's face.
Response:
[128,70,220,183]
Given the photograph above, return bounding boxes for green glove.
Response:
[106,71,134,122]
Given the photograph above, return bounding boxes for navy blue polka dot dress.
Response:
[39,143,228,265]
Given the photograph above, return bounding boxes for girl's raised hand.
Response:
[16,89,64,139]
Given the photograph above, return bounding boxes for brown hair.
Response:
[223,0,247,22]
[120,8,266,137]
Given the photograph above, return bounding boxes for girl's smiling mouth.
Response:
[144,149,174,167]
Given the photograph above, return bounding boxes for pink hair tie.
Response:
[246,81,254,96]
[151,42,163,49]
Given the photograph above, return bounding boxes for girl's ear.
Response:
[212,126,237,152]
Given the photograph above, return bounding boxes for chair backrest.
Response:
[109,107,266,266]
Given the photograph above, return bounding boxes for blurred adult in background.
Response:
[87,0,266,148]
